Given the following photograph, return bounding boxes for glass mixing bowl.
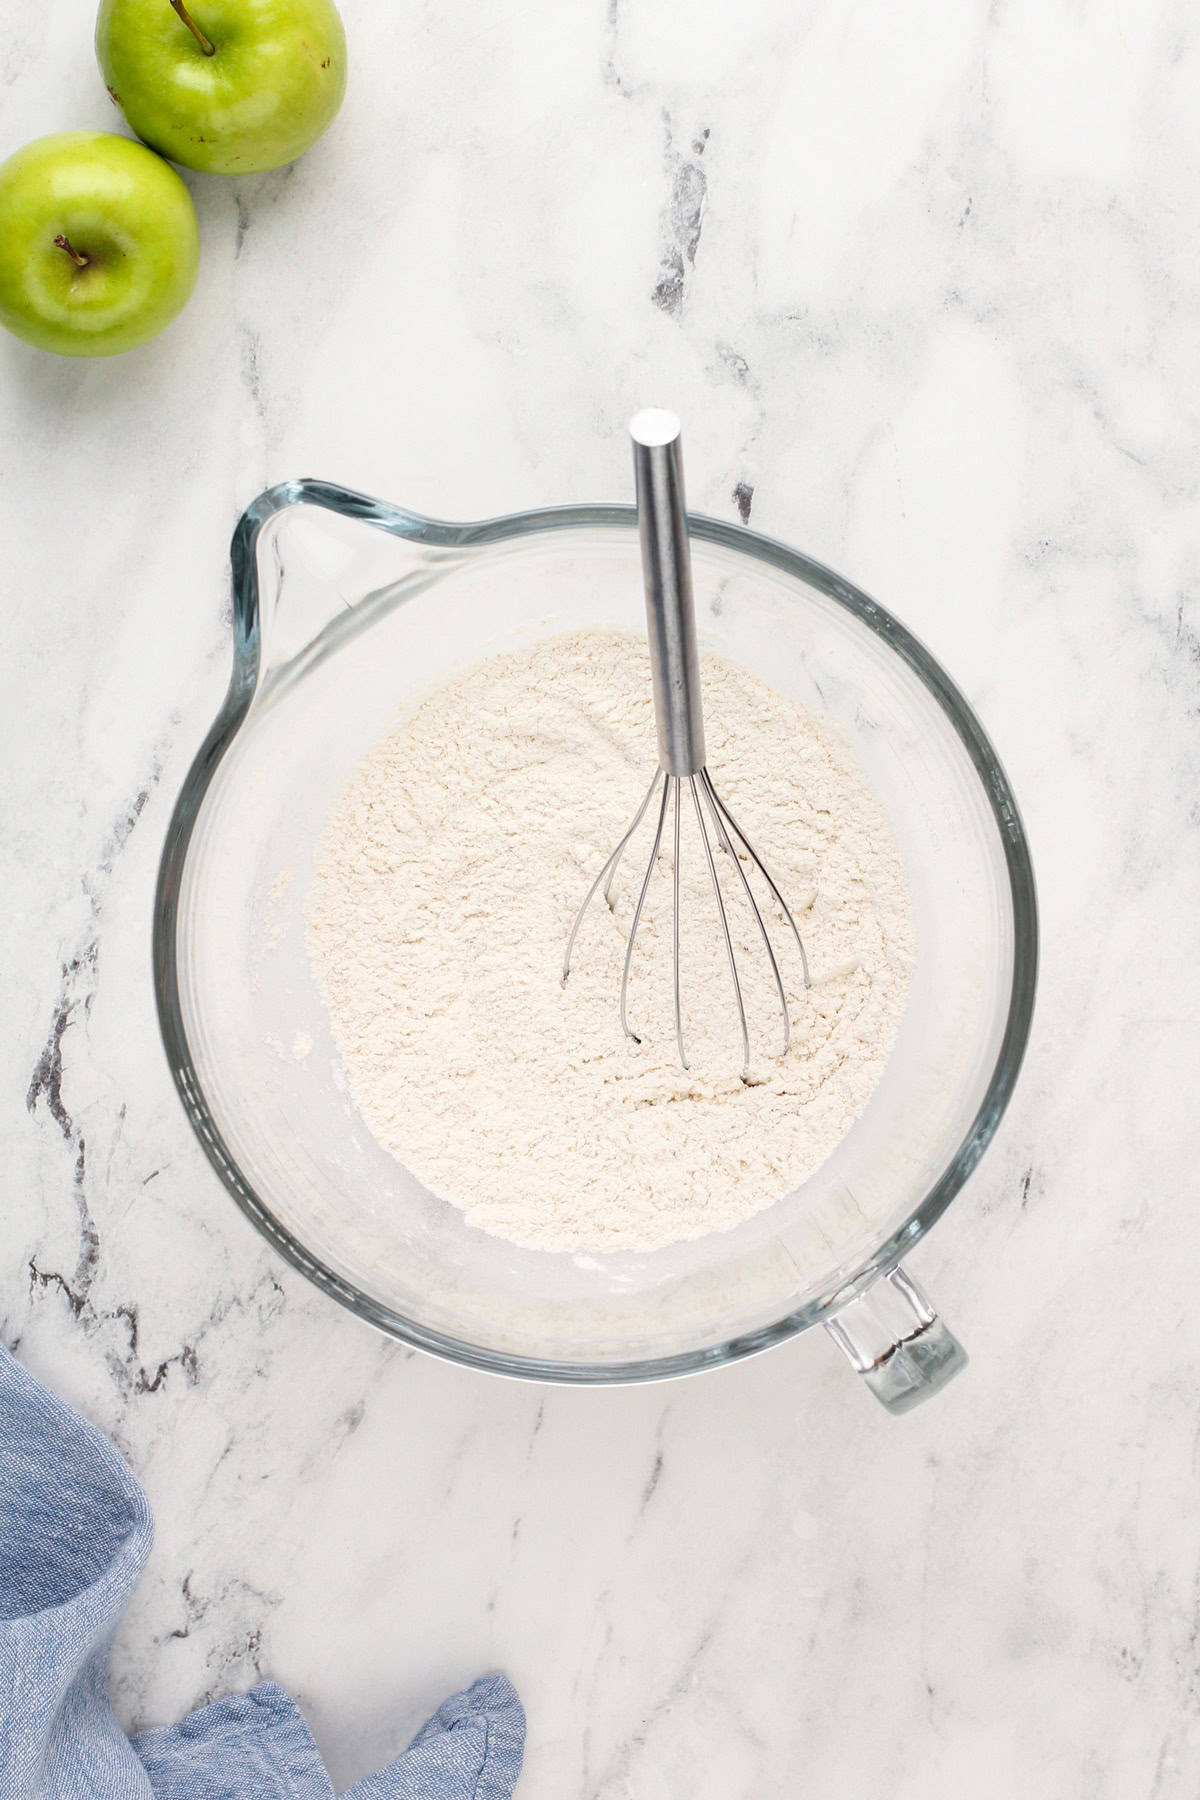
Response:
[153,480,1037,1412]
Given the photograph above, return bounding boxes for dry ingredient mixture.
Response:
[306,630,913,1254]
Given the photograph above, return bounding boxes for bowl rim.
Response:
[153,477,1038,1383]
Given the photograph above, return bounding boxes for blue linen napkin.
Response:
[0,1344,524,1798]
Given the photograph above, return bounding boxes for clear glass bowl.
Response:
[153,481,1037,1411]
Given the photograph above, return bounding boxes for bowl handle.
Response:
[824,1265,967,1414]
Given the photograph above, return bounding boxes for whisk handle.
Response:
[630,410,706,776]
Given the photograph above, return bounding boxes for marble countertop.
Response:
[4,0,1199,1793]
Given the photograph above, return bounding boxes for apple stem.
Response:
[53,234,90,269]
[169,0,215,55]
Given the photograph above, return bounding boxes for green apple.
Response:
[96,0,348,176]
[0,132,200,358]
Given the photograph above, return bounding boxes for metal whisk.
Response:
[563,409,811,1076]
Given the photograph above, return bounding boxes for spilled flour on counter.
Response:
[306,630,913,1253]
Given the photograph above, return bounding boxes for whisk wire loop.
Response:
[619,773,671,1045]
[702,773,813,993]
[672,777,686,1069]
[562,767,662,984]
[688,772,751,1078]
[697,775,791,1060]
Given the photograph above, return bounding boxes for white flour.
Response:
[306,630,913,1254]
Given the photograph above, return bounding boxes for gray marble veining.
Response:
[2,0,1199,1793]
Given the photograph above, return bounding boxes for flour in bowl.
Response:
[306,630,913,1254]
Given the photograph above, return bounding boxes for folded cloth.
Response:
[0,1344,524,1799]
